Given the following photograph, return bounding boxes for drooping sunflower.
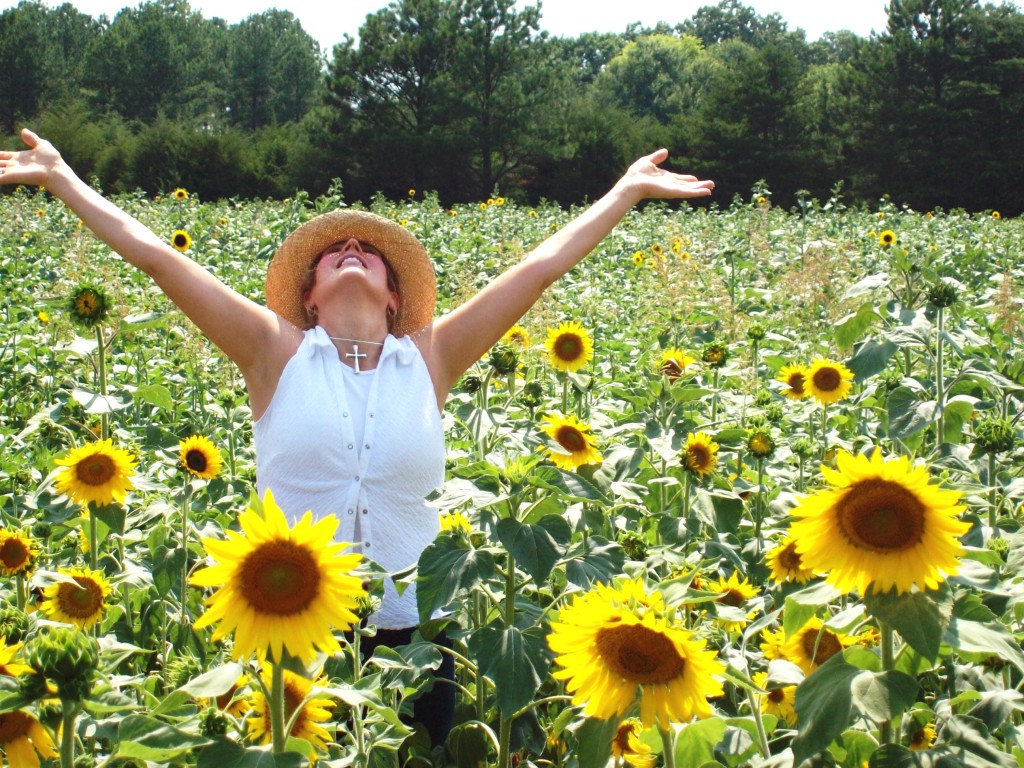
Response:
[0,530,38,577]
[790,448,968,595]
[752,671,797,726]
[548,577,725,728]
[708,572,760,632]
[681,432,718,478]
[540,413,602,471]
[502,324,532,348]
[0,710,58,768]
[178,435,223,480]
[782,616,852,675]
[191,489,365,664]
[439,511,472,534]
[53,439,137,508]
[611,718,656,768]
[777,363,809,400]
[658,348,696,381]
[0,637,33,678]
[68,285,109,327]
[39,567,112,630]
[878,229,897,247]
[805,357,854,406]
[545,321,594,373]
[701,340,728,368]
[198,674,251,720]
[765,537,816,585]
[171,229,192,252]
[247,667,335,759]
[173,187,188,201]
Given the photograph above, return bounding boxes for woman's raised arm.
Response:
[0,129,290,380]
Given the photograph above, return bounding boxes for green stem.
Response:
[880,621,895,744]
[820,404,829,462]
[59,701,80,768]
[95,325,109,441]
[746,688,771,759]
[270,662,287,753]
[561,374,569,414]
[88,506,99,571]
[659,725,676,768]
[989,452,998,530]
[682,471,691,519]
[936,306,945,447]
[712,369,720,423]
[496,553,518,768]
[351,631,366,755]
[754,459,765,554]
[15,573,26,611]
[180,484,192,624]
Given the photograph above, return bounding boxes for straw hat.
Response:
[266,210,436,336]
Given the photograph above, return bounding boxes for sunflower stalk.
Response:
[879,620,895,744]
[180,483,192,624]
[269,661,287,753]
[88,505,99,572]
[935,305,945,448]
[496,549,519,768]
[95,324,109,442]
[15,573,26,611]
[754,458,765,554]
[745,688,772,759]
[989,452,999,529]
[350,630,367,755]
[59,700,81,768]
[658,725,677,768]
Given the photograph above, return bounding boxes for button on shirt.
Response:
[254,327,445,629]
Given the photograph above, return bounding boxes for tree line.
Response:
[2,0,1021,213]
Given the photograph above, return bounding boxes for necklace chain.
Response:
[327,336,384,373]
[327,335,385,346]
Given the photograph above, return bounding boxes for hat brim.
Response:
[265,210,436,336]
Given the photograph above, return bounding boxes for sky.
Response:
[7,0,894,50]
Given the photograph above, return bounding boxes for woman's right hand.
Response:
[0,128,67,188]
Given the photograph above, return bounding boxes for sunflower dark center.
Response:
[767,687,786,703]
[282,679,306,731]
[57,577,104,618]
[554,334,583,361]
[0,710,33,743]
[240,541,320,615]
[687,445,710,471]
[661,360,683,380]
[76,454,116,486]
[614,723,640,753]
[174,233,188,247]
[0,538,29,568]
[75,293,97,314]
[778,543,803,571]
[835,479,926,553]
[185,449,208,473]
[717,588,746,607]
[800,627,842,666]
[556,426,587,453]
[787,373,805,394]
[812,367,841,392]
[595,623,686,685]
[751,435,772,454]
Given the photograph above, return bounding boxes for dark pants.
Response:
[359,626,456,748]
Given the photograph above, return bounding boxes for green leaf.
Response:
[565,536,625,587]
[446,722,491,768]
[468,623,550,716]
[153,662,245,715]
[674,717,729,767]
[72,387,131,414]
[783,582,842,637]
[848,339,899,380]
[196,741,306,768]
[943,615,1024,672]
[792,655,862,766]
[942,399,975,444]
[836,303,880,349]
[113,715,215,762]
[134,383,174,411]
[863,585,953,662]
[943,715,1017,767]
[575,717,619,768]
[416,536,497,623]
[887,387,937,439]
[843,274,890,301]
[849,670,918,722]
[496,518,564,585]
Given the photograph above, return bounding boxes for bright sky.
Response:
[8,0,894,50]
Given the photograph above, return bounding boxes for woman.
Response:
[0,128,714,742]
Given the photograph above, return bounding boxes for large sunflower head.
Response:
[0,530,39,577]
[545,321,594,373]
[782,616,852,675]
[547,577,725,728]
[540,413,602,471]
[752,671,797,726]
[179,435,224,480]
[54,439,137,508]
[39,566,112,630]
[68,284,110,328]
[777,363,809,400]
[765,537,816,585]
[191,489,366,664]
[805,358,854,406]
[658,348,696,381]
[681,432,719,478]
[247,667,335,760]
[0,710,58,766]
[790,448,969,595]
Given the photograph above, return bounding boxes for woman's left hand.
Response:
[618,148,715,201]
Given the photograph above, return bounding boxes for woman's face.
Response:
[304,238,399,317]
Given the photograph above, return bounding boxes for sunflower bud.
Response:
[701,340,728,368]
[0,607,30,643]
[753,389,773,407]
[68,285,110,328]
[355,594,382,621]
[18,670,50,702]
[791,437,814,459]
[763,403,784,424]
[199,706,230,737]
[488,342,519,376]
[746,428,776,459]
[460,371,483,394]
[746,322,766,342]
[974,417,1015,455]
[926,280,958,309]
[164,654,201,690]
[618,530,647,561]
[520,380,543,408]
[989,536,1008,561]
[26,627,99,702]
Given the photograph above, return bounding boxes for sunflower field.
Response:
[1,181,1022,768]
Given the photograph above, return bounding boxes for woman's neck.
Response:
[318,316,389,371]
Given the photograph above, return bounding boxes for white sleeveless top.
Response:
[254,326,445,628]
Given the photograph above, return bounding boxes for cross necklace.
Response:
[328,336,384,373]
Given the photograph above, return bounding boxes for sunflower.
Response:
[759,628,787,661]
[782,616,851,675]
[548,577,725,728]
[878,229,897,246]
[173,187,188,201]
[701,341,728,368]
[790,449,968,595]
[54,439,137,508]
[708,572,760,632]
[746,428,775,459]
[632,251,646,266]
[540,413,602,471]
[909,721,937,751]
[439,511,472,534]
[991,210,1001,220]
[0,637,33,678]
[247,667,335,759]
[658,348,696,381]
[611,718,656,768]
[178,435,223,480]
[171,230,192,252]
[681,432,718,478]
[805,357,854,406]
[0,530,38,577]
[752,671,796,726]
[545,321,594,373]
[68,285,109,327]
[191,489,365,664]
[39,567,111,630]
[777,363,809,400]
[502,324,532,348]
[0,710,58,768]
[198,674,251,720]
[765,537,816,585]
